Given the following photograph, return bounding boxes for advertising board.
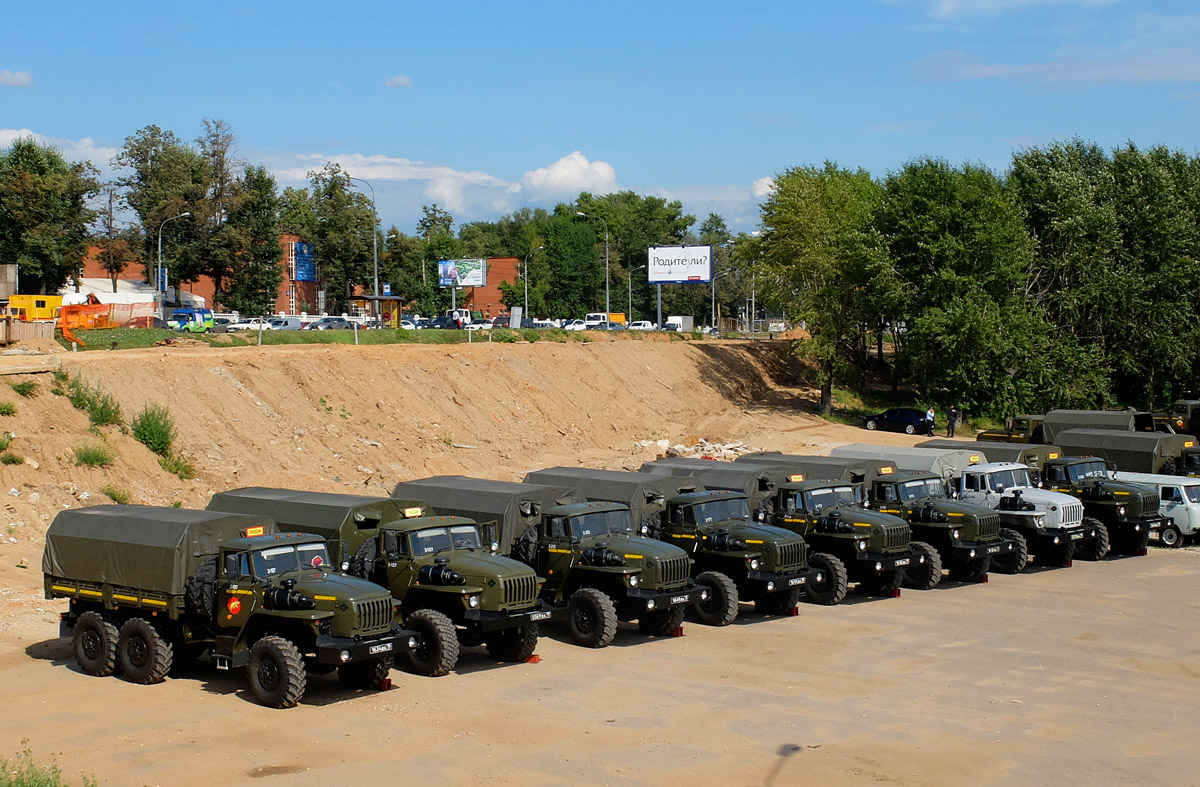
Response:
[648,246,712,284]
[438,259,487,288]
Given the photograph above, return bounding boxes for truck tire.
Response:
[754,586,803,616]
[638,606,685,636]
[511,526,538,567]
[949,554,991,583]
[338,655,393,689]
[1075,518,1110,561]
[118,617,173,684]
[691,571,739,626]
[803,553,849,606]
[349,539,377,579]
[1036,537,1075,567]
[248,636,306,709]
[639,512,662,539]
[398,609,459,677]
[988,529,1027,574]
[859,568,904,596]
[902,541,942,590]
[1160,523,1184,548]
[185,556,218,628]
[567,588,618,648]
[485,624,539,662]
[73,611,119,677]
[1114,523,1150,556]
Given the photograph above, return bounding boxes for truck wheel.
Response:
[485,624,539,662]
[638,606,685,636]
[1161,523,1184,549]
[185,556,218,627]
[118,617,173,684]
[511,526,538,567]
[248,636,306,709]
[73,611,119,677]
[1074,518,1109,561]
[902,541,942,590]
[1036,537,1075,567]
[859,568,904,596]
[338,655,393,689]
[949,554,991,583]
[803,553,849,606]
[690,571,739,626]
[567,588,618,648]
[754,587,803,616]
[398,609,459,676]
[988,529,1027,574]
[1114,524,1150,556]
[348,539,377,579]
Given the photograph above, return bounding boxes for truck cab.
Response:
[977,416,1045,444]
[1041,457,1162,555]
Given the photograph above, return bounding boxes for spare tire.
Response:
[511,525,538,566]
[185,556,218,629]
[349,538,378,579]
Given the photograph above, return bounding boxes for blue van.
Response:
[169,308,215,333]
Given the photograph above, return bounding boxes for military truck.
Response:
[828,444,985,480]
[977,415,1046,444]
[390,477,704,648]
[954,462,1098,566]
[736,452,896,486]
[1155,400,1200,437]
[919,440,1063,485]
[1052,429,1195,476]
[756,477,928,598]
[638,457,793,518]
[1037,456,1164,556]
[208,488,552,676]
[43,506,415,708]
[524,467,818,619]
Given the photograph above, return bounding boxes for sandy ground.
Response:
[0,338,1194,785]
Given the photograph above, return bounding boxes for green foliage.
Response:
[0,433,10,450]
[66,378,123,426]
[0,452,22,465]
[131,404,176,456]
[159,453,196,480]
[544,328,569,342]
[73,443,115,468]
[0,402,15,416]
[101,484,130,504]
[171,500,183,508]
[0,745,96,787]
[52,368,68,384]
[221,165,283,315]
[491,328,519,343]
[522,329,540,343]
[9,381,37,397]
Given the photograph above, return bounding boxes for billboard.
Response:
[295,242,316,282]
[438,258,487,288]
[648,246,712,284]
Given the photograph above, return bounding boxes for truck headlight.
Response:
[969,549,976,559]
[766,581,776,591]
[490,541,500,553]
[627,574,639,587]
[339,650,352,663]
[857,540,867,551]
[874,562,883,572]
[646,599,656,611]
[747,558,760,570]
[951,529,960,540]
[466,595,480,609]
[1118,506,1126,516]
[1034,515,1044,527]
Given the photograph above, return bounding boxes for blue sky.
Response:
[3,0,1198,233]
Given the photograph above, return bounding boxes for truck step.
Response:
[213,655,231,671]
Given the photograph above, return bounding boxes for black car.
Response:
[863,407,927,435]
[429,315,461,329]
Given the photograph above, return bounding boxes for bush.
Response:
[544,329,568,343]
[10,381,37,397]
[67,378,123,426]
[0,402,14,416]
[522,329,540,343]
[52,368,68,384]
[0,452,22,465]
[0,746,96,787]
[132,404,176,456]
[491,328,519,343]
[159,453,197,480]
[0,433,10,451]
[101,484,130,504]
[73,443,115,468]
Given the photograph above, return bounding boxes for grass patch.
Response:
[521,329,540,343]
[0,745,97,787]
[73,443,115,468]
[101,484,130,504]
[9,380,37,397]
[544,329,569,343]
[131,404,176,456]
[0,433,10,451]
[171,500,183,508]
[0,452,22,465]
[158,453,197,480]
[66,378,123,426]
[0,402,15,416]
[491,328,519,343]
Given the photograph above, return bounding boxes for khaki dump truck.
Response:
[638,457,794,518]
[207,488,552,676]
[524,467,819,620]
[43,506,414,708]
[828,444,985,480]
[391,477,704,648]
[1053,429,1195,475]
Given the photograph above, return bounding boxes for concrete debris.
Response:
[635,437,756,461]
[7,489,17,498]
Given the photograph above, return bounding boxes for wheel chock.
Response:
[787,606,800,617]
[1141,549,1148,557]
[1065,560,1073,568]
[891,588,902,598]
[670,626,685,637]
[377,677,393,691]
[980,573,989,584]
[523,654,541,664]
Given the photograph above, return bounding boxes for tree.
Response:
[93,183,143,292]
[305,163,375,312]
[222,166,282,315]
[0,136,99,294]
[417,204,454,240]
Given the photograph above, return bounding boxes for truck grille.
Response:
[1060,502,1084,527]
[774,540,806,573]
[658,555,691,589]
[353,598,393,634]
[1136,491,1158,516]
[977,514,1001,540]
[501,575,538,608]
[881,522,911,553]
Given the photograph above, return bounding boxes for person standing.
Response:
[948,406,959,438]
[925,406,935,437]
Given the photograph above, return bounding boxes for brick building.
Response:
[456,257,519,318]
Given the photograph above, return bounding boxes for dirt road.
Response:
[0,339,1194,785]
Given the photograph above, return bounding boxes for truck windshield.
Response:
[411,525,482,554]
[1187,486,1200,503]
[898,479,946,502]
[252,543,330,576]
[570,510,633,538]
[987,469,1030,492]
[688,497,751,524]
[1067,461,1109,482]
[805,486,859,511]
[1171,403,1191,416]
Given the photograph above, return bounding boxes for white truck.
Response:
[665,315,694,332]
[1114,472,1200,548]
[955,461,1096,568]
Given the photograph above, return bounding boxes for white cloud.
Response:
[928,0,1121,18]
[515,151,618,201]
[273,151,509,188]
[0,128,118,167]
[751,177,775,199]
[916,47,1200,88]
[0,70,32,87]
[384,74,413,88]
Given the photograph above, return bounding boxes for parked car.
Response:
[268,317,302,330]
[491,316,510,328]
[227,317,274,332]
[429,316,460,329]
[532,318,556,328]
[465,319,492,331]
[863,407,928,435]
[563,319,586,331]
[399,319,416,330]
[628,320,655,331]
[305,317,355,331]
[413,318,431,329]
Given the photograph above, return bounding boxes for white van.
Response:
[1113,471,1200,547]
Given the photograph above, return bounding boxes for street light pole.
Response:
[629,265,646,322]
[524,245,543,324]
[346,175,379,321]
[711,270,729,332]
[575,211,609,318]
[156,211,190,321]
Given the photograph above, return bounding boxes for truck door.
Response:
[664,505,699,554]
[538,516,575,585]
[217,550,257,630]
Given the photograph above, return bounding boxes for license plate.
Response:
[530,611,552,621]
[987,546,1002,554]
[671,595,690,605]
[893,558,911,567]
[787,576,806,586]
[1071,532,1085,540]
[369,643,393,655]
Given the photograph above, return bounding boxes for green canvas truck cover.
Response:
[42,506,276,596]
[828,444,985,478]
[1053,429,1195,473]
[919,440,1064,468]
[391,476,584,552]
[638,457,789,511]
[523,467,703,529]
[1041,410,1142,443]
[736,453,896,484]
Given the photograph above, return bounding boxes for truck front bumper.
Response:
[314,625,418,666]
[951,537,1017,562]
[743,567,820,598]
[625,584,706,612]
[855,550,921,573]
[1116,515,1166,534]
[463,599,563,632]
